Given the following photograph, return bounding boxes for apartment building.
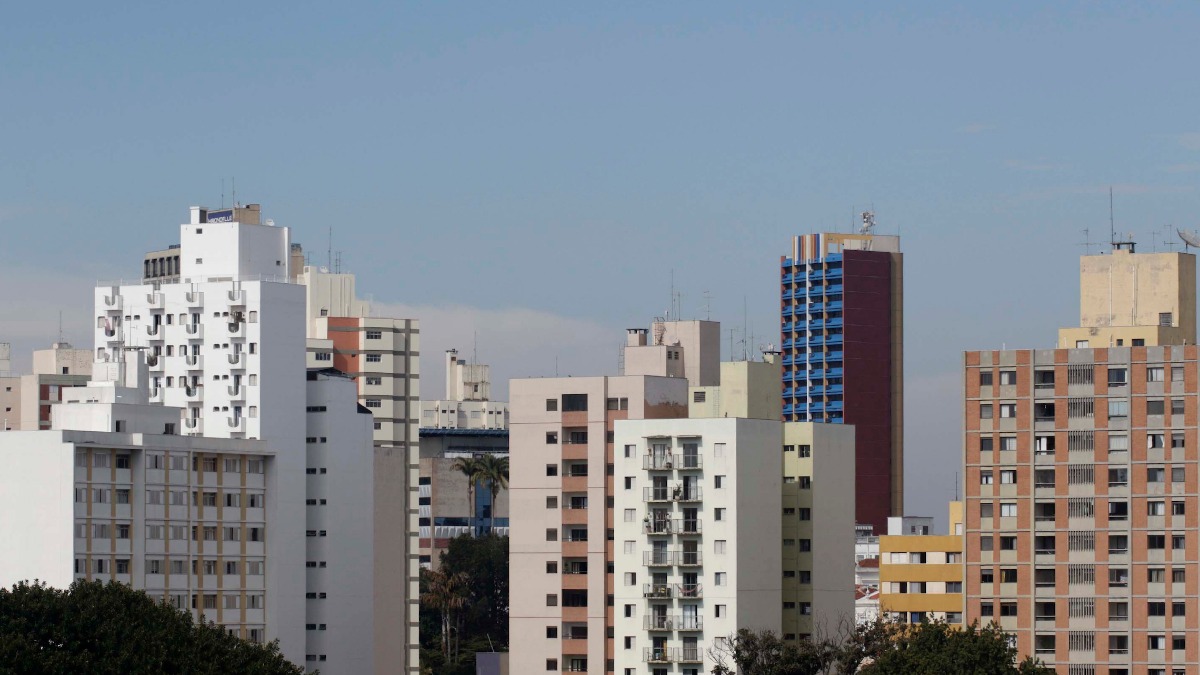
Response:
[782,421,856,640]
[303,369,377,671]
[964,346,1200,673]
[878,502,964,625]
[95,204,308,661]
[964,245,1200,674]
[613,417,782,675]
[4,341,95,431]
[0,355,283,645]
[301,263,421,674]
[780,225,904,533]
[509,375,689,675]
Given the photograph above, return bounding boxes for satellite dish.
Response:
[1178,229,1200,250]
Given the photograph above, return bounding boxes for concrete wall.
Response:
[33,345,94,377]
[1076,250,1196,342]
[305,373,376,674]
[0,377,20,431]
[0,431,76,588]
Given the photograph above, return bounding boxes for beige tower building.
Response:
[1058,247,1196,349]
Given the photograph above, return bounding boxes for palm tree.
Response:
[476,453,510,534]
[420,568,469,661]
[451,456,483,535]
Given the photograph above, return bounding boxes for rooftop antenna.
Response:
[702,290,712,320]
[473,329,478,366]
[221,178,225,208]
[232,177,237,208]
[954,471,959,501]
[1109,186,1115,250]
[742,296,748,361]
[860,211,876,235]
[1079,228,1096,255]
[57,310,63,344]
[1163,224,1179,252]
[327,227,333,271]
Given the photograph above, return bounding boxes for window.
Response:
[980,502,994,519]
[1172,467,1186,482]
[365,330,382,340]
[1000,470,1016,484]
[715,540,727,554]
[1172,399,1185,414]
[999,403,1016,418]
[1148,366,1165,382]
[1108,399,1128,418]
[1172,365,1185,381]
[562,394,588,412]
[979,404,993,419]
[365,353,382,362]
[1148,466,1165,482]
[1147,400,1165,415]
[980,437,994,452]
[714,475,725,488]
[1000,503,1017,518]
[999,371,1016,385]
[715,572,726,586]
[546,398,558,412]
[980,470,993,485]
[715,508,726,521]
[545,431,558,444]
[1108,368,1127,386]
[546,464,558,476]
[999,436,1016,451]
[365,399,381,408]
[980,371,993,386]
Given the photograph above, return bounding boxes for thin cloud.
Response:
[1178,132,1200,151]
[1004,159,1067,172]
[958,123,995,134]
[371,301,621,400]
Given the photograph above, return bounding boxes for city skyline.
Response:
[6,3,1200,528]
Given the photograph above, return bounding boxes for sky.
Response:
[3,2,1200,528]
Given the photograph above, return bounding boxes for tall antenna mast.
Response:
[742,295,748,361]
[221,178,225,208]
[58,311,63,343]
[232,177,237,207]
[1109,186,1115,250]
[328,227,333,271]
[702,291,712,321]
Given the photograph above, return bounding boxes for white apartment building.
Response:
[0,355,283,644]
[303,369,377,671]
[613,417,782,675]
[91,204,396,671]
[420,349,508,430]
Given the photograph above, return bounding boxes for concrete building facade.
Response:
[0,356,283,645]
[878,502,964,625]
[509,375,689,675]
[623,320,721,388]
[1058,249,1197,349]
[781,230,904,533]
[613,417,783,675]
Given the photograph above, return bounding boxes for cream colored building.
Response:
[15,342,94,431]
[878,502,963,625]
[689,360,781,420]
[1058,247,1196,349]
[613,417,782,675]
[781,421,856,640]
[420,349,508,430]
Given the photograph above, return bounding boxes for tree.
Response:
[709,628,837,675]
[420,568,469,663]
[475,454,509,533]
[450,456,483,535]
[860,620,1054,675]
[418,534,508,675]
[0,579,306,675]
[710,620,1054,675]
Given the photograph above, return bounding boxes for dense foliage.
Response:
[710,619,1055,675]
[0,580,306,675]
[419,534,509,675]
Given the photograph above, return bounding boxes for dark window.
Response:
[562,394,588,412]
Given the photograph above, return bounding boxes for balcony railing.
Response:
[185,355,202,368]
[185,323,202,337]
[643,519,702,535]
[643,648,673,663]
[643,454,704,470]
[643,584,673,599]
[228,353,242,365]
[228,322,244,336]
[643,487,671,502]
[146,325,160,337]
[676,583,702,599]
[642,550,702,567]
[228,385,243,397]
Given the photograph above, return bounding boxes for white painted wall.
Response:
[305,373,376,674]
[0,432,76,588]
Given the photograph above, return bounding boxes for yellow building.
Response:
[878,502,963,624]
[1057,247,1196,348]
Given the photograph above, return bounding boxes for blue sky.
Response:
[3,2,1200,525]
